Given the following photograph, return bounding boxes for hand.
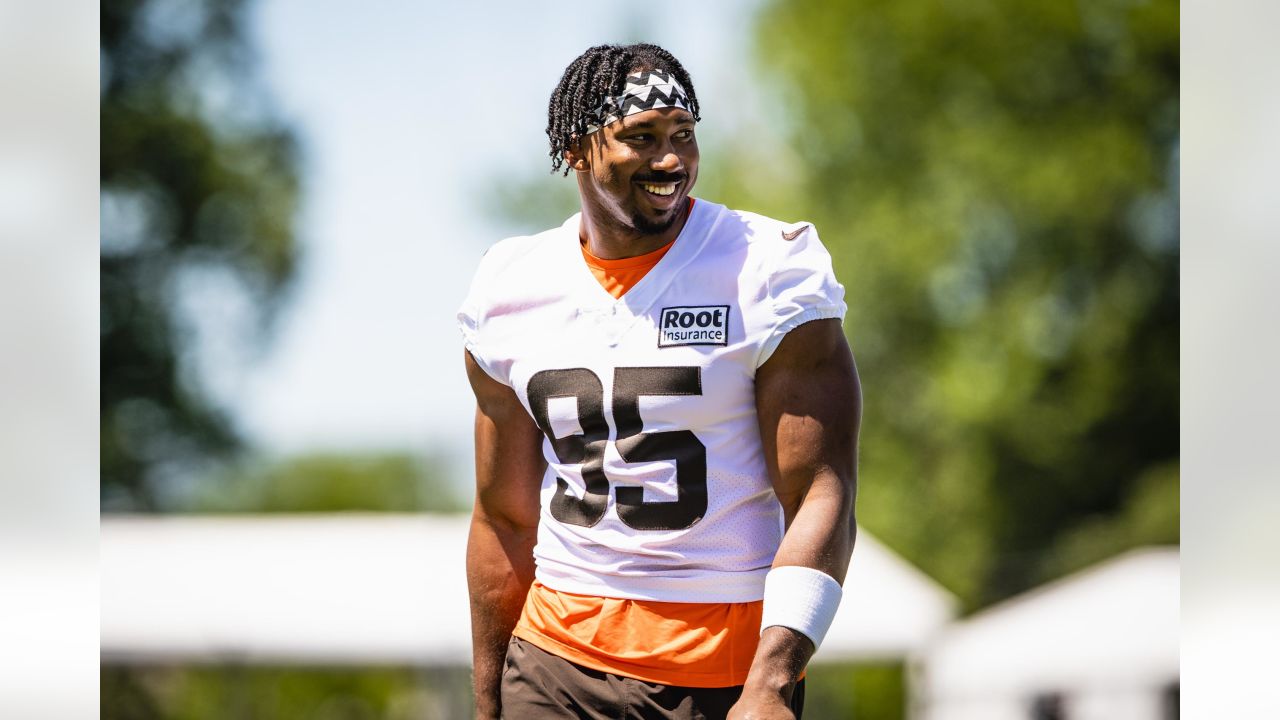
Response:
[726,688,796,720]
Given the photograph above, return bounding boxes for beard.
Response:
[628,198,684,235]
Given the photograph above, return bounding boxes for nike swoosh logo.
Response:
[781,225,809,241]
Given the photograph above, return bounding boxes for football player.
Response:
[459,43,861,720]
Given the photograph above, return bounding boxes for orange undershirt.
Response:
[515,199,766,688]
[514,583,763,687]
[581,240,673,299]
[577,198,694,299]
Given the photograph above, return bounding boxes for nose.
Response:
[651,139,682,173]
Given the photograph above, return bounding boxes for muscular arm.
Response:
[464,350,546,720]
[734,318,862,718]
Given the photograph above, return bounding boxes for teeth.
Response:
[642,183,677,196]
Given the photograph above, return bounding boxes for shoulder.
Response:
[698,201,822,255]
[697,203,846,366]
[695,201,831,282]
[459,215,578,330]
[726,206,812,242]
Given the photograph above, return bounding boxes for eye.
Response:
[675,129,694,140]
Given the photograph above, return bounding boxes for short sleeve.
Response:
[756,224,847,367]
[456,251,508,386]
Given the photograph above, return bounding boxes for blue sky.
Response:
[232,0,767,474]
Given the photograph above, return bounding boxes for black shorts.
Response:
[500,636,806,720]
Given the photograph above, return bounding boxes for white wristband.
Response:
[760,565,843,649]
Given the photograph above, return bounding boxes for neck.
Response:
[579,197,691,260]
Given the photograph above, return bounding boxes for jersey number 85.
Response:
[527,367,706,532]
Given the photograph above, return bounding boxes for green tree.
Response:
[190,451,467,514]
[736,0,1179,606]
[101,0,301,510]
[101,665,475,720]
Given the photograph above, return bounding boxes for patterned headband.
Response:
[584,68,693,134]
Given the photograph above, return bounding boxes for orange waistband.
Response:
[513,581,763,688]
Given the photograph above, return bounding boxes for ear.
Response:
[564,135,591,173]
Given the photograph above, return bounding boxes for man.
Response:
[459,43,860,720]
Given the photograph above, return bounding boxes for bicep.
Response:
[755,319,861,523]
[466,350,545,529]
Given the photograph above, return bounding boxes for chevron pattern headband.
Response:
[584,69,693,134]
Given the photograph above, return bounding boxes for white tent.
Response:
[912,547,1179,720]
[816,530,958,663]
[101,514,955,665]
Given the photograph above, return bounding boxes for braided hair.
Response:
[546,43,701,175]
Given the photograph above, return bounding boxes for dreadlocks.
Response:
[546,43,702,176]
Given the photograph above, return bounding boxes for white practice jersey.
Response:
[458,199,846,603]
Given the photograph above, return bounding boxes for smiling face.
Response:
[571,104,700,242]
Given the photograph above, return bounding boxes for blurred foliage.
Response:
[1040,459,1178,580]
[101,665,474,720]
[804,663,905,720]
[492,0,1178,610]
[188,451,466,513]
[737,0,1180,608]
[101,0,301,510]
[482,168,582,240]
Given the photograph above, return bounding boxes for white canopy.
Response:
[101,514,955,665]
[914,547,1179,720]
[816,530,958,663]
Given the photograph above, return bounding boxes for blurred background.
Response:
[98,0,1180,717]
